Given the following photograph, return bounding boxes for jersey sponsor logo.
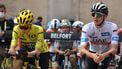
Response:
[80,38,88,42]
[101,32,110,36]
[90,38,110,45]
[21,42,35,50]
[21,42,35,46]
[112,37,119,41]
[28,34,36,38]
[21,34,37,40]
[82,31,86,33]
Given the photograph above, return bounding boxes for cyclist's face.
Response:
[61,27,70,32]
[91,12,105,26]
[19,26,31,33]
[72,27,81,33]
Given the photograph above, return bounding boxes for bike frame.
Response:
[64,55,71,69]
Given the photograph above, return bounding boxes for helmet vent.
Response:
[26,20,29,24]
[21,12,24,15]
[20,17,22,24]
[54,20,57,29]
[30,20,32,23]
[17,19,19,24]
[28,15,30,19]
[23,18,26,24]
[25,12,28,15]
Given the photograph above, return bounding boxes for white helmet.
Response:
[60,19,71,27]
[91,2,108,15]
[50,19,60,29]
[72,21,84,28]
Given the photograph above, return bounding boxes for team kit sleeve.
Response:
[80,25,89,46]
[10,26,19,47]
[111,24,119,45]
[54,40,60,48]
[35,27,49,53]
[73,40,78,48]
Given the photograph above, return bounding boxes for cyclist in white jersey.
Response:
[54,19,78,69]
[80,2,118,69]
[72,21,84,55]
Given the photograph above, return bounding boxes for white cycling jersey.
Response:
[80,21,119,53]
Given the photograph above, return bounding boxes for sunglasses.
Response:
[91,12,103,17]
[73,26,80,29]
[19,26,29,30]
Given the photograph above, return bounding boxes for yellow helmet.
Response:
[16,9,34,27]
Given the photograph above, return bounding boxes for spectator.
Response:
[0,4,14,68]
[34,16,42,26]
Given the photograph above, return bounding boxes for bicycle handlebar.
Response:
[64,49,74,56]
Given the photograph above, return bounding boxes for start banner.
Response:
[44,32,80,40]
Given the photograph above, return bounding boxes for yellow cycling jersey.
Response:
[10,24,48,53]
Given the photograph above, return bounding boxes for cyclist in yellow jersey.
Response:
[8,9,49,69]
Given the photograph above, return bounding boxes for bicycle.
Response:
[63,49,72,69]
[116,55,122,69]
[80,55,88,69]
[62,49,78,69]
[17,49,41,69]
[1,48,13,69]
[79,54,117,69]
[22,56,40,69]
[2,48,41,69]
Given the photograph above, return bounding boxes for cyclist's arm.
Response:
[103,25,119,57]
[101,24,119,59]
[28,27,48,56]
[102,44,117,58]
[28,48,41,56]
[29,40,49,57]
[72,48,77,53]
[80,44,94,58]
[10,26,19,48]
[54,40,64,55]
[72,41,78,53]
[9,26,19,54]
[79,24,97,59]
[54,40,61,53]
[79,25,93,58]
[117,28,122,34]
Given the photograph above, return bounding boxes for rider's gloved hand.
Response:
[18,48,28,57]
[5,48,11,58]
[64,49,71,56]
[8,47,16,55]
[108,59,116,66]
